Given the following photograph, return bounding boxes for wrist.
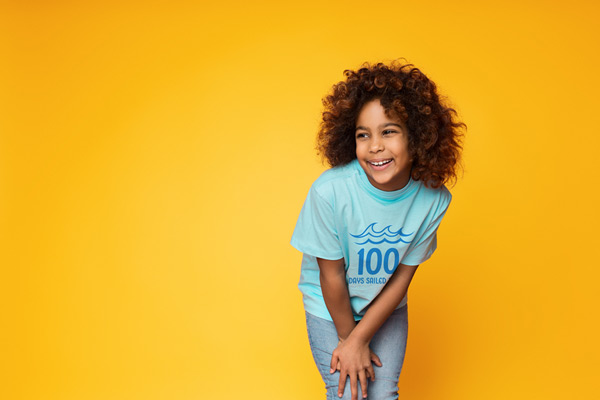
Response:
[347,324,371,345]
[335,320,357,342]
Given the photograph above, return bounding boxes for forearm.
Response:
[349,264,418,344]
[319,266,356,340]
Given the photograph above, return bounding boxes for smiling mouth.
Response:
[369,159,392,166]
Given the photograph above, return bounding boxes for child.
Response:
[290,60,465,400]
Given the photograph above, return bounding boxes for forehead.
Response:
[356,99,404,124]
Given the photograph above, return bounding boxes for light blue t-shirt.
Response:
[290,159,451,321]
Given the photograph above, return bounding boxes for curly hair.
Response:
[317,60,465,189]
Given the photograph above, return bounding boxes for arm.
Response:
[349,263,418,344]
[317,257,356,340]
[318,257,379,400]
[332,263,419,400]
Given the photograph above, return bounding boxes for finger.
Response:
[330,354,339,374]
[350,373,358,400]
[338,372,347,398]
[370,351,383,367]
[367,364,376,382]
[336,361,341,372]
[359,370,368,399]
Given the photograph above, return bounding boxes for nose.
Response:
[369,135,384,153]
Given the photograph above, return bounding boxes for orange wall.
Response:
[2,1,599,399]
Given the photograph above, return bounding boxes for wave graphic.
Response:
[350,222,414,245]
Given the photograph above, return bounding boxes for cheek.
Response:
[390,144,408,158]
[355,142,366,157]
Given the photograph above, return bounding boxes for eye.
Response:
[356,132,368,139]
[382,129,398,136]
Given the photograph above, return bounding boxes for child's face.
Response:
[355,99,412,191]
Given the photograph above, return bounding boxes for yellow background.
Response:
[2,1,599,399]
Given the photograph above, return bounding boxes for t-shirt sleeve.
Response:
[401,190,452,266]
[290,186,344,260]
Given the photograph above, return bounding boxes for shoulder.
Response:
[431,184,452,207]
[310,160,359,199]
[411,181,452,215]
[414,181,451,201]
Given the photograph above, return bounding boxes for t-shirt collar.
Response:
[353,159,416,202]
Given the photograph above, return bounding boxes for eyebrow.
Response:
[355,123,404,131]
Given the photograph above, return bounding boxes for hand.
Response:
[330,336,383,400]
[330,338,381,375]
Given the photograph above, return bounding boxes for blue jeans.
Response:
[305,305,408,400]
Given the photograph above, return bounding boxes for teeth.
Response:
[371,160,391,166]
